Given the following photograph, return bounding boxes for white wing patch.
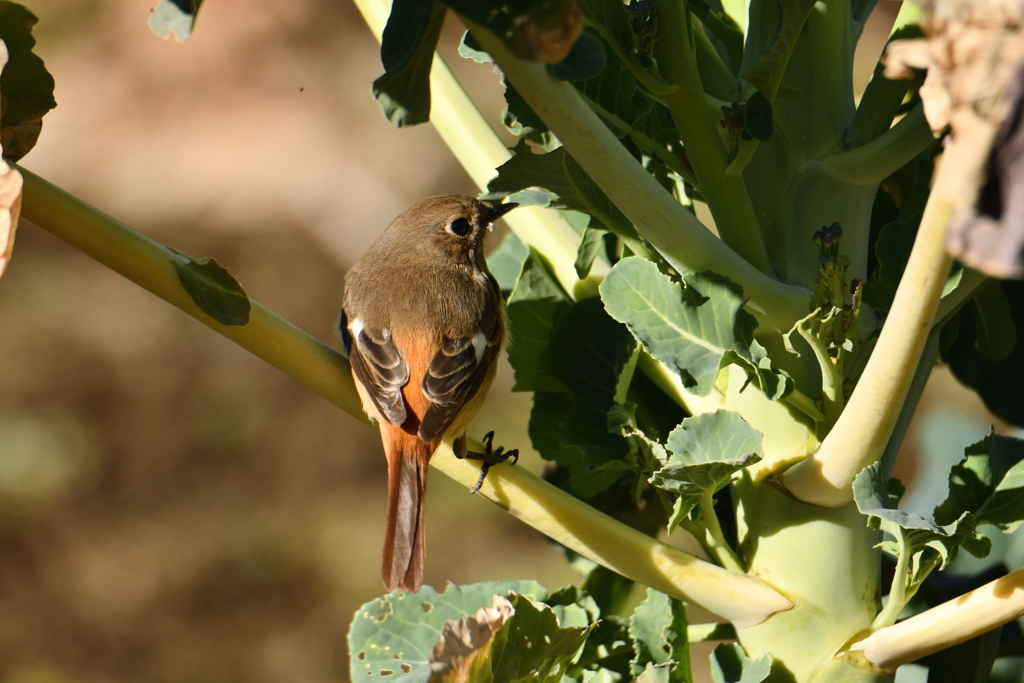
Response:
[349,316,365,338]
[471,330,488,364]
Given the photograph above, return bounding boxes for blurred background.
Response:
[0,0,1018,681]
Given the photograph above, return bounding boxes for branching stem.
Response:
[18,168,792,628]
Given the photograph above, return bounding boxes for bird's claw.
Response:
[465,430,519,494]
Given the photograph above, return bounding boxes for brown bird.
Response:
[339,195,519,593]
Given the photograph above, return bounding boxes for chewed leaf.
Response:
[486,593,595,683]
[348,581,545,682]
[935,429,1024,533]
[168,248,251,327]
[149,0,204,42]
[483,141,584,211]
[854,463,988,574]
[628,588,690,678]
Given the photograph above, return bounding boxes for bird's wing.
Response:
[341,308,410,426]
[418,314,502,443]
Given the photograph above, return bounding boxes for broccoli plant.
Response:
[4,0,1024,680]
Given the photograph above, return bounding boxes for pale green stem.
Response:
[654,0,774,276]
[699,493,744,572]
[848,567,1024,672]
[467,20,812,332]
[19,168,792,628]
[784,388,827,423]
[872,534,909,630]
[577,90,700,189]
[819,104,937,186]
[352,0,599,299]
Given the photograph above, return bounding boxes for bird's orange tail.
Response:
[381,428,433,593]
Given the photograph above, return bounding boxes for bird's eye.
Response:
[447,217,472,237]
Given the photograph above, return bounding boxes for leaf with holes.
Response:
[348,581,545,682]
[628,588,691,681]
[934,429,1024,533]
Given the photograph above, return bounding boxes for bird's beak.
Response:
[486,202,519,224]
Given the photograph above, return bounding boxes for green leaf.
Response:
[863,215,964,313]
[488,593,595,683]
[942,280,1024,428]
[650,410,763,526]
[148,0,203,42]
[854,463,988,578]
[552,30,608,81]
[484,142,644,251]
[689,0,744,77]
[575,0,640,69]
[628,588,691,681]
[740,0,818,97]
[484,141,584,211]
[528,298,636,497]
[600,257,747,396]
[934,429,1024,533]
[168,248,251,327]
[742,91,773,142]
[506,249,573,392]
[573,34,652,132]
[347,581,545,682]
[503,80,552,144]
[575,225,607,279]
[486,231,530,293]
[372,0,447,127]
[733,309,793,400]
[0,2,56,161]
[709,643,772,683]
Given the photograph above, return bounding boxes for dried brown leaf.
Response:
[428,594,515,683]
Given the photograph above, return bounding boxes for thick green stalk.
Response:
[654,0,774,275]
[467,21,811,332]
[735,484,883,682]
[819,104,937,185]
[19,168,792,627]
[781,112,992,507]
